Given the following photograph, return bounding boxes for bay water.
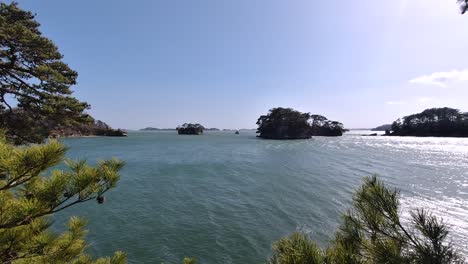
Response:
[55,131,468,263]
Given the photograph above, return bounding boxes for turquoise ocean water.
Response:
[54,131,468,263]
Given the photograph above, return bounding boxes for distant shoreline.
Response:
[53,135,100,139]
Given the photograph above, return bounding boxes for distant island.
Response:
[139,127,252,132]
[177,123,204,135]
[371,124,392,131]
[256,107,346,139]
[139,127,176,131]
[389,107,468,137]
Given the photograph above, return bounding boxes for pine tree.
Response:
[0,2,92,144]
[0,134,126,263]
[0,2,130,262]
[268,176,464,264]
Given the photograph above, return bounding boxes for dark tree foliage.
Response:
[390,107,468,137]
[256,108,346,139]
[257,108,312,139]
[177,123,204,135]
[0,2,91,144]
[268,176,464,264]
[458,0,468,14]
[310,114,346,137]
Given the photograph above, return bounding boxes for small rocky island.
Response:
[177,123,204,135]
[256,107,346,139]
[389,107,468,137]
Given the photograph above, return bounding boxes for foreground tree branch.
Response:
[268,176,464,264]
[0,135,126,263]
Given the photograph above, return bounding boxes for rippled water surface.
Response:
[55,131,468,263]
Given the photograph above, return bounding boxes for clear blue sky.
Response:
[12,0,468,129]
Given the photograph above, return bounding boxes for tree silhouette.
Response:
[257,108,346,139]
[458,0,468,14]
[257,108,312,139]
[177,123,205,135]
[390,107,468,137]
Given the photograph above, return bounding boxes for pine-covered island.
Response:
[256,107,347,139]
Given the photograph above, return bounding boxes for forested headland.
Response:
[390,107,468,137]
